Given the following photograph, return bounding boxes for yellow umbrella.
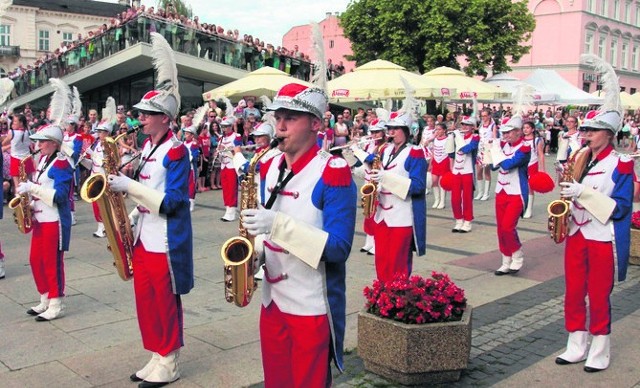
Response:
[422,66,510,102]
[327,59,447,101]
[593,90,640,110]
[202,67,313,102]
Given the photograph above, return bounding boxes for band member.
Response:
[107,32,193,388]
[522,120,546,218]
[424,123,450,209]
[446,116,479,232]
[475,108,497,201]
[219,115,242,221]
[240,83,357,387]
[82,120,111,238]
[18,124,73,321]
[556,113,581,164]
[350,117,388,255]
[182,125,200,212]
[555,56,633,373]
[3,114,35,194]
[63,115,83,225]
[369,110,427,281]
[489,115,531,275]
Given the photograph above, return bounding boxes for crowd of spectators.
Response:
[6,4,346,100]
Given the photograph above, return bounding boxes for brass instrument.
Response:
[547,151,580,244]
[80,133,134,281]
[361,144,382,218]
[8,150,40,234]
[221,139,278,307]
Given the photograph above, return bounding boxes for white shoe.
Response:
[509,250,524,273]
[221,207,237,222]
[0,258,4,279]
[254,266,264,280]
[143,350,180,385]
[480,193,490,201]
[452,219,463,233]
[459,220,472,233]
[189,199,195,212]
[367,245,375,256]
[436,187,446,209]
[495,255,512,276]
[93,222,106,238]
[523,195,534,219]
[27,293,49,315]
[481,182,491,200]
[584,335,610,372]
[474,181,484,200]
[360,234,374,252]
[35,297,64,321]
[556,331,588,365]
[131,353,161,382]
[432,187,440,208]
[71,211,77,226]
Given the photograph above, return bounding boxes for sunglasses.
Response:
[139,110,164,116]
[578,127,605,132]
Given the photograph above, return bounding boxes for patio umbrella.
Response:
[327,59,447,102]
[422,66,510,102]
[202,66,313,102]
[592,90,640,110]
[484,73,557,104]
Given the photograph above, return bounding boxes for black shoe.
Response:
[26,308,40,316]
[584,366,605,373]
[555,357,573,365]
[458,230,468,234]
[139,380,174,388]
[360,248,368,252]
[452,228,460,233]
[509,269,520,274]
[130,373,143,382]
[34,315,50,322]
[366,251,374,256]
[494,270,510,276]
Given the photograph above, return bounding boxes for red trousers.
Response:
[260,302,331,388]
[363,216,375,236]
[92,201,102,222]
[450,173,474,221]
[30,221,65,298]
[495,191,523,256]
[133,243,183,356]
[374,220,413,282]
[220,167,238,207]
[564,231,613,335]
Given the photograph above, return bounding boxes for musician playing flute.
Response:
[107,33,193,388]
[240,83,357,387]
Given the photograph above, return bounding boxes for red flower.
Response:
[363,272,467,325]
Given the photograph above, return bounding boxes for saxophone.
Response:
[80,133,134,281]
[547,149,580,244]
[360,144,382,218]
[8,151,39,234]
[221,139,278,307]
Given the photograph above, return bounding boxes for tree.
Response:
[340,0,535,76]
[155,0,192,19]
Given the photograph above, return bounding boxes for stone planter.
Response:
[630,228,640,266]
[357,306,472,386]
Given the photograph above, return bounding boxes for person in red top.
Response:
[197,123,210,192]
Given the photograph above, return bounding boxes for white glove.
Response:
[108,173,133,193]
[17,181,33,195]
[84,148,94,157]
[369,168,385,183]
[559,180,585,198]
[349,143,360,153]
[241,208,277,236]
[128,208,140,227]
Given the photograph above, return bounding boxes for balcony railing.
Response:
[7,15,343,100]
[0,45,20,57]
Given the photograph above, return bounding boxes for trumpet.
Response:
[329,136,374,151]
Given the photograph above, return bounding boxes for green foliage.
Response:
[155,0,193,19]
[340,0,535,75]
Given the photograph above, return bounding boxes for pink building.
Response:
[509,0,640,94]
[282,12,356,74]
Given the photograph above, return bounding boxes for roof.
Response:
[12,0,127,18]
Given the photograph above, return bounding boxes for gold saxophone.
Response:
[361,144,382,218]
[8,151,39,234]
[221,139,278,307]
[80,133,134,281]
[547,147,584,244]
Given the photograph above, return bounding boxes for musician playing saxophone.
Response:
[106,32,193,387]
[350,118,387,255]
[17,124,73,321]
[239,83,356,387]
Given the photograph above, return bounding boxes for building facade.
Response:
[282,12,356,75]
[509,0,640,94]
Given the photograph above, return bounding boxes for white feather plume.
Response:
[470,96,478,124]
[511,84,534,117]
[262,111,276,129]
[102,96,116,125]
[6,102,15,115]
[48,78,71,126]
[0,77,13,107]
[150,32,180,107]
[192,105,208,128]
[581,54,621,114]
[310,22,328,93]
[399,76,418,118]
[71,86,82,118]
[375,107,390,122]
[384,98,393,113]
[259,95,272,112]
[220,96,235,118]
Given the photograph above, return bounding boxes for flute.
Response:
[329,136,374,151]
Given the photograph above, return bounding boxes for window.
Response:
[637,5,640,26]
[622,42,629,68]
[38,29,49,51]
[625,1,631,23]
[0,25,9,46]
[614,0,620,19]
[634,45,639,70]
[62,32,73,45]
[599,36,607,58]
[585,32,594,54]
[583,82,591,93]
[631,87,637,94]
[602,0,609,16]
[611,38,618,66]
[588,0,596,12]
[329,40,334,49]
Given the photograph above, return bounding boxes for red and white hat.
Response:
[385,111,413,128]
[30,124,63,144]
[220,116,236,127]
[580,109,621,133]
[499,115,523,132]
[368,118,387,132]
[268,83,327,119]
[134,90,179,119]
[461,115,478,126]
[252,122,274,137]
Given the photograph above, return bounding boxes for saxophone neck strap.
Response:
[264,160,294,210]
[36,150,58,182]
[133,129,170,181]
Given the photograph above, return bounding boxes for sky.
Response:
[102,0,351,47]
